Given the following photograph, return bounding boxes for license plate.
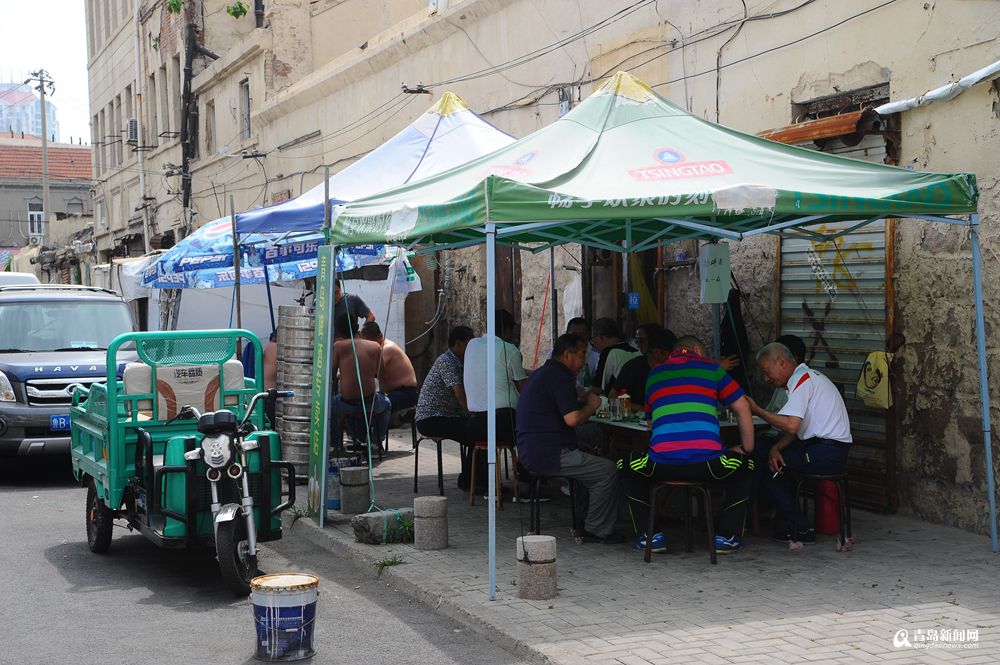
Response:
[50,415,71,431]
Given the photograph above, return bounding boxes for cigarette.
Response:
[771,469,783,479]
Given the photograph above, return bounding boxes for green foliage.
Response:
[226,1,250,19]
[383,516,414,544]
[285,505,308,526]
[166,0,248,19]
[373,554,405,576]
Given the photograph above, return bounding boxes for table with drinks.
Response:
[591,395,767,459]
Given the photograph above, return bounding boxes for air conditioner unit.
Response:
[126,118,139,145]
[28,236,40,245]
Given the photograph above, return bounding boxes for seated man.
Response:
[612,324,675,408]
[263,331,278,426]
[516,333,623,544]
[330,314,390,454]
[416,325,482,491]
[591,318,641,396]
[463,309,526,445]
[748,341,852,544]
[361,321,418,413]
[752,334,806,511]
[618,336,755,555]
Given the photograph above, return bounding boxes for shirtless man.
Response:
[361,321,418,412]
[262,331,278,425]
[331,314,391,453]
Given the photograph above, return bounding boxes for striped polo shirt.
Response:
[646,350,745,464]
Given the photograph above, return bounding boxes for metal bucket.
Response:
[278,307,315,363]
[281,402,312,419]
[251,573,319,662]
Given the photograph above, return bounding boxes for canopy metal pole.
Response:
[486,222,498,600]
[230,195,243,340]
[317,167,333,528]
[712,304,721,358]
[970,213,998,552]
[550,247,558,346]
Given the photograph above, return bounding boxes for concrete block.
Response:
[350,507,414,544]
[339,466,370,515]
[414,496,448,550]
[516,535,557,600]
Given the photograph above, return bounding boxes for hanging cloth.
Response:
[720,287,752,392]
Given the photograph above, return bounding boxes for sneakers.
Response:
[714,535,744,554]
[773,528,816,544]
[634,532,667,553]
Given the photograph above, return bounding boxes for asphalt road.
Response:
[0,457,528,665]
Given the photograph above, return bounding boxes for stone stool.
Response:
[516,535,557,600]
[413,496,448,550]
[339,466,370,515]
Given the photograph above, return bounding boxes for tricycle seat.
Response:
[123,359,245,421]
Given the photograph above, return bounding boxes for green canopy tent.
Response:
[321,72,990,597]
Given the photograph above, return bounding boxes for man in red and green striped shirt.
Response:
[618,335,756,555]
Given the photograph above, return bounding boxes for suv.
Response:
[0,285,137,457]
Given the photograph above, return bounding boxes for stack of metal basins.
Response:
[276,305,315,482]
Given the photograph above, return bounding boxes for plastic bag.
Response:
[856,351,893,409]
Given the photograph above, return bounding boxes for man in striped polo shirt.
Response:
[618,334,756,555]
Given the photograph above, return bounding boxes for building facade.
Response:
[0,84,61,142]
[0,133,91,247]
[85,0,1000,535]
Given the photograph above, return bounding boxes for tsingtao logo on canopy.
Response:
[630,147,732,181]
[654,148,684,164]
[482,151,537,178]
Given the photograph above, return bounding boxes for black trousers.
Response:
[618,451,753,539]
[417,416,486,491]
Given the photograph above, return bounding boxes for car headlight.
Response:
[0,370,14,402]
[201,433,232,468]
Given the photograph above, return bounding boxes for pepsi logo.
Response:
[516,152,536,166]
[654,148,684,164]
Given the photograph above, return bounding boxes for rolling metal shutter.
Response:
[778,134,895,511]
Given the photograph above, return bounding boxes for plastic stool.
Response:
[469,440,518,508]
[794,472,852,549]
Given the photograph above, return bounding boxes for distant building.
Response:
[0,132,91,249]
[0,83,60,143]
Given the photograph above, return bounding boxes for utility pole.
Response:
[25,69,54,246]
[133,3,151,253]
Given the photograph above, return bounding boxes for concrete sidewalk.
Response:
[289,427,1000,664]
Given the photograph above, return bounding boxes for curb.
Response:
[284,513,555,665]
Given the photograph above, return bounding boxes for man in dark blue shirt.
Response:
[516,333,624,544]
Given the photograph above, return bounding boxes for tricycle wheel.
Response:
[217,517,256,596]
[86,480,114,554]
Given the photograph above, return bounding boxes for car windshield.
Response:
[0,300,136,352]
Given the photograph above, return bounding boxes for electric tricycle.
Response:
[70,329,297,595]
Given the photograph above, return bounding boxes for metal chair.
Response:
[412,422,447,497]
[645,480,717,565]
[794,472,853,549]
[525,471,581,535]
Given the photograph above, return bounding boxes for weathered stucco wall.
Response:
[90,0,1000,535]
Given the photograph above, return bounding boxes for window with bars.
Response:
[239,79,251,141]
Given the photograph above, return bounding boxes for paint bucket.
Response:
[251,573,320,661]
